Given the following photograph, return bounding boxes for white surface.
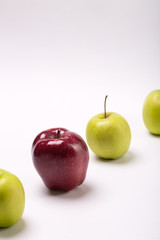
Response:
[0,0,160,239]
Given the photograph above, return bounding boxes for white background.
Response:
[0,0,160,239]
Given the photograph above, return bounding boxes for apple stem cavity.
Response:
[104,95,108,118]
[57,129,61,138]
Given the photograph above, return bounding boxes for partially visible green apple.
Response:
[0,169,25,227]
[86,96,131,159]
[143,89,160,135]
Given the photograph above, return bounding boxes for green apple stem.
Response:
[104,95,108,118]
[57,129,61,138]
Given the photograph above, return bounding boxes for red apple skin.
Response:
[32,128,89,191]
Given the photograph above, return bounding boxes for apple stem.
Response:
[57,129,61,138]
[104,95,108,118]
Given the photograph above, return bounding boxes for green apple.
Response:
[0,169,25,227]
[86,96,131,159]
[143,89,160,135]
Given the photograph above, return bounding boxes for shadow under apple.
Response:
[95,150,135,164]
[0,219,26,238]
[42,182,93,200]
[149,132,160,138]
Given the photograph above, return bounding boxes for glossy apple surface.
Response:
[0,169,25,227]
[32,128,89,191]
[143,89,160,135]
[86,112,131,159]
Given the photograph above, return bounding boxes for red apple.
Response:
[32,128,89,191]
